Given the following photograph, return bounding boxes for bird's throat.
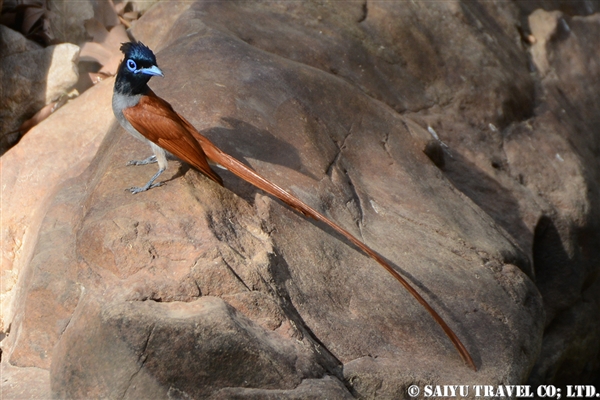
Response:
[114,71,151,97]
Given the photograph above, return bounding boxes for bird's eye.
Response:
[126,59,137,72]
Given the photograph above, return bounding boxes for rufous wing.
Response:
[122,90,223,186]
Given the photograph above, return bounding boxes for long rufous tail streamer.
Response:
[182,117,476,371]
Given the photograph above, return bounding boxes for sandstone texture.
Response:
[1,1,599,398]
[0,25,80,154]
[0,79,114,335]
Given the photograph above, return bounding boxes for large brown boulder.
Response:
[2,0,598,398]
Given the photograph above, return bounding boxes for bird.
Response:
[112,41,476,370]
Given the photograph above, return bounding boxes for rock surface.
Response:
[45,44,80,103]
[0,79,114,336]
[520,10,600,386]
[1,0,599,398]
[46,0,95,44]
[0,363,50,400]
[0,25,79,154]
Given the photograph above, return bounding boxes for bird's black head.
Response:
[114,41,164,95]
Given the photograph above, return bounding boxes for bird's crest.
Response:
[120,41,157,64]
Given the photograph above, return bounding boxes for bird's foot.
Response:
[128,181,163,194]
[127,155,157,166]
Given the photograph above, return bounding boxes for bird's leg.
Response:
[129,144,169,194]
[129,167,165,194]
[127,155,157,166]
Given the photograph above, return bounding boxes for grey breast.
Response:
[112,92,147,143]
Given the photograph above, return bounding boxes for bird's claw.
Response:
[127,155,157,166]
[128,182,163,194]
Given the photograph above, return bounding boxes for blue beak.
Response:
[140,65,164,77]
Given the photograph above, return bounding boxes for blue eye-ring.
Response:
[126,59,137,72]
